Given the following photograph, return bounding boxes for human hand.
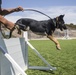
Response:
[15,6,24,12]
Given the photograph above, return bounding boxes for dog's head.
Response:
[55,15,67,31]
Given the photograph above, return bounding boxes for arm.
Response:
[0,6,23,15]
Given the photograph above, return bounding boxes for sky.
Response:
[2,0,76,24]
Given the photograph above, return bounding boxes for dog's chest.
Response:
[33,32,46,35]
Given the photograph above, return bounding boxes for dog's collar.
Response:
[52,17,59,28]
[52,19,56,27]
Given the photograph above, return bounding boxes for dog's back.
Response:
[16,18,51,34]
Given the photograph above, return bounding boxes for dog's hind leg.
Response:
[47,35,61,50]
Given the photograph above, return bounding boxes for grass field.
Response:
[26,39,76,75]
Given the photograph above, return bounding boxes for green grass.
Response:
[26,39,76,75]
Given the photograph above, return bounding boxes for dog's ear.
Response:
[59,14,65,18]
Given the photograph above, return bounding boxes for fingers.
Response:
[15,6,24,12]
[18,6,24,11]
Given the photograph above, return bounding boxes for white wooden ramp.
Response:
[0,36,28,75]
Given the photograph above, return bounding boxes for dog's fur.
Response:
[15,15,67,50]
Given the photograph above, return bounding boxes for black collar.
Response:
[52,19,56,27]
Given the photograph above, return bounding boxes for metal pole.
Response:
[26,41,56,70]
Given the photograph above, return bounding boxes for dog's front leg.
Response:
[47,35,61,50]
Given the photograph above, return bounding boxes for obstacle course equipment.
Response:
[0,32,56,75]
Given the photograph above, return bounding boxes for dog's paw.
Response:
[56,45,61,50]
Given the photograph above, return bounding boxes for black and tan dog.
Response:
[15,15,67,50]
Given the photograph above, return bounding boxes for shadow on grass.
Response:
[39,70,55,74]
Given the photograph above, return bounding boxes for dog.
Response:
[15,15,67,50]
